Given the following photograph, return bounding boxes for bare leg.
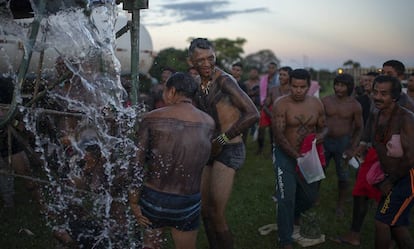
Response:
[171,228,198,249]
[257,126,265,154]
[201,166,218,249]
[375,220,392,249]
[204,161,236,249]
[332,196,367,246]
[391,226,414,249]
[336,180,349,217]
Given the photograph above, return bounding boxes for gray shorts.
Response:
[212,142,245,170]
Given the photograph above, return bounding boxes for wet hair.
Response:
[188,38,214,57]
[334,73,354,96]
[279,66,293,75]
[383,60,405,76]
[165,72,198,98]
[372,75,401,101]
[289,68,311,86]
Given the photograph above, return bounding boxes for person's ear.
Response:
[187,57,194,67]
[165,87,177,104]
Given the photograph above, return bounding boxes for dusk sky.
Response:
[138,0,414,71]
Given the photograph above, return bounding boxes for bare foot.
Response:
[330,231,360,246]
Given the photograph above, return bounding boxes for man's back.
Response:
[137,103,214,195]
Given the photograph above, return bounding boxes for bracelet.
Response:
[215,133,230,145]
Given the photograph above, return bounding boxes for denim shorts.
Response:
[213,142,245,170]
[323,135,350,181]
[139,186,201,231]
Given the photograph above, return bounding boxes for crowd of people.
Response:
[1,35,414,249]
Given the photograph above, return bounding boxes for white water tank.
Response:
[0,8,154,77]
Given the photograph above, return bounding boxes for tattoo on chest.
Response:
[295,115,313,145]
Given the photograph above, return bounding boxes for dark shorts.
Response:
[375,169,414,226]
[212,142,245,170]
[139,186,201,231]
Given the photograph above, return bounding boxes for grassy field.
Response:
[0,134,387,249]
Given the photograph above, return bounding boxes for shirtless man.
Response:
[272,69,327,249]
[129,72,215,249]
[381,60,414,110]
[265,66,292,112]
[150,67,175,110]
[257,62,279,155]
[321,74,363,218]
[243,66,261,109]
[334,62,414,246]
[187,38,259,249]
[369,75,414,249]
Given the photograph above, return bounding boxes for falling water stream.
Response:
[1,1,144,247]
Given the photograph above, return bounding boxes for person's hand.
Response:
[315,133,324,144]
[355,143,367,158]
[343,148,356,161]
[211,133,229,157]
[131,204,152,227]
[211,138,223,157]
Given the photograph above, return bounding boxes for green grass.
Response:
[0,136,399,248]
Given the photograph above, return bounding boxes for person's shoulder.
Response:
[400,105,414,120]
[274,94,290,105]
[143,106,171,119]
[320,94,333,103]
[306,95,324,108]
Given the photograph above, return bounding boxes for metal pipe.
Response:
[129,8,141,106]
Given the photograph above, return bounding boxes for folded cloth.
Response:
[299,133,326,166]
[386,134,403,158]
[296,133,326,177]
[366,160,385,185]
[352,147,382,202]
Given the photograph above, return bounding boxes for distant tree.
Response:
[210,37,246,71]
[343,59,361,69]
[244,49,280,73]
[149,47,188,81]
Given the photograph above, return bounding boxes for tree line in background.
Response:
[144,37,357,96]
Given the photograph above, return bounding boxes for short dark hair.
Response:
[383,60,405,76]
[366,71,379,77]
[232,62,243,69]
[165,72,198,98]
[373,75,401,101]
[188,38,214,57]
[161,66,176,74]
[279,66,293,75]
[334,73,354,96]
[290,69,310,86]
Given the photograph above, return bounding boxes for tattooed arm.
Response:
[272,96,301,159]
